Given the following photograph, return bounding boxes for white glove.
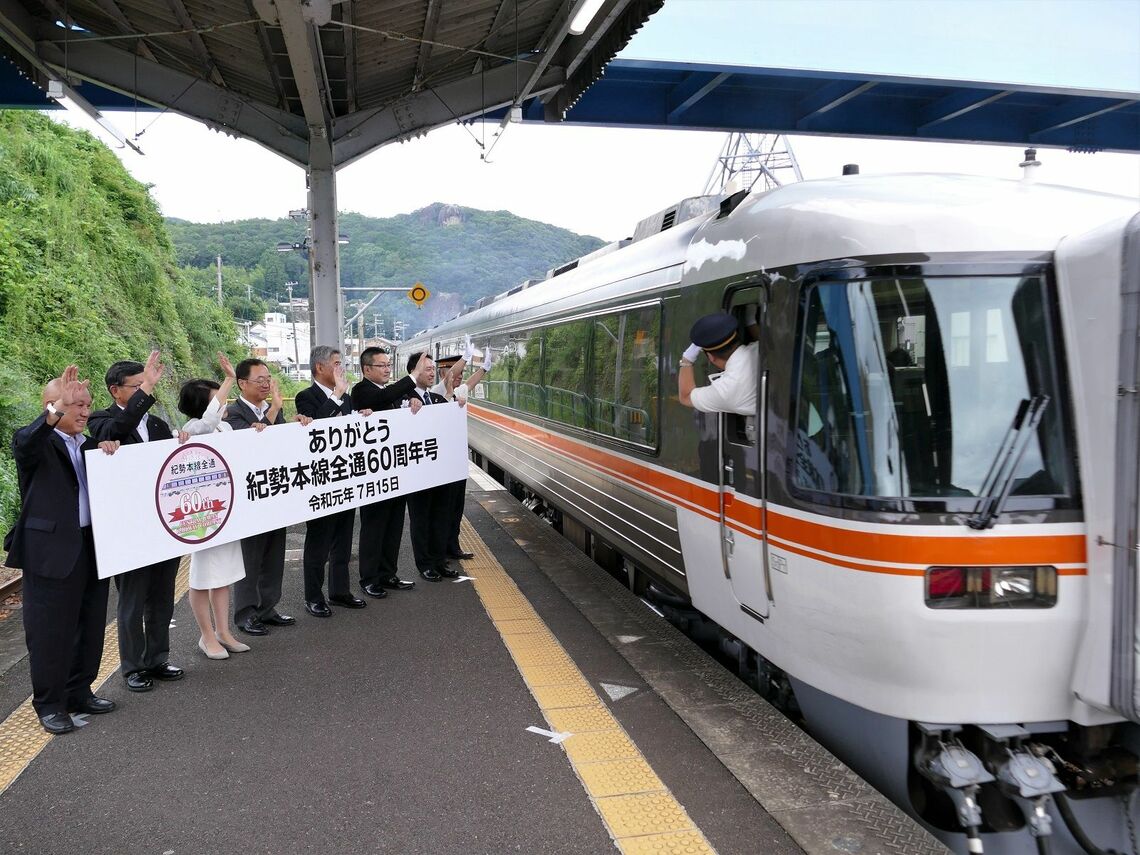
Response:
[481,346,493,372]
[463,334,475,362]
[682,343,702,363]
[744,304,758,326]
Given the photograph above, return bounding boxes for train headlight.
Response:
[924,566,1057,609]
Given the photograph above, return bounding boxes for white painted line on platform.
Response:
[68,714,89,727]
[467,462,506,491]
[616,635,643,645]
[527,725,572,744]
[600,683,639,702]
[453,575,476,583]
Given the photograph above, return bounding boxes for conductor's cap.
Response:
[690,312,739,351]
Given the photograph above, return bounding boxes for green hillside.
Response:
[0,111,242,536]
[166,203,607,333]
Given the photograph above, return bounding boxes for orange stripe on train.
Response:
[469,406,1088,575]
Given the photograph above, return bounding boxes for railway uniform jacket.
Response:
[350,374,416,412]
[5,413,99,578]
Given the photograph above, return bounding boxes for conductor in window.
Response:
[678,311,759,416]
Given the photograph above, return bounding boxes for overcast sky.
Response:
[53,0,1140,242]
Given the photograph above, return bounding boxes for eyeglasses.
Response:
[115,382,143,390]
[241,376,272,385]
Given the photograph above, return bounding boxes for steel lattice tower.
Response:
[703,134,804,196]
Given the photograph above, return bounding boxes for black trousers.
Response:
[115,556,180,676]
[444,479,466,557]
[407,485,449,573]
[303,509,355,602]
[22,528,109,716]
[236,527,287,624]
[358,496,407,587]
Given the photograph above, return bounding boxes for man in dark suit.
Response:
[295,345,368,617]
[351,347,418,598]
[224,358,297,636]
[6,366,121,734]
[88,352,183,694]
[403,352,458,582]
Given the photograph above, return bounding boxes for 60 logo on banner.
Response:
[154,443,235,545]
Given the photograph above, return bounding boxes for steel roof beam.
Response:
[164,0,225,87]
[274,0,332,165]
[666,71,729,123]
[917,88,1011,131]
[1029,97,1136,140]
[342,0,356,112]
[244,0,289,112]
[31,27,309,164]
[91,0,158,63]
[797,80,876,128]
[333,59,565,167]
[412,0,442,91]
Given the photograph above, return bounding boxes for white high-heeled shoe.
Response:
[215,633,250,653]
[198,637,229,660]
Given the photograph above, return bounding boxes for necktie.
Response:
[68,436,92,527]
[422,392,432,405]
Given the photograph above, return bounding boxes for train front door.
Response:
[720,286,772,621]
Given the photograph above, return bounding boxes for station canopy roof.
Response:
[0,0,1136,164]
[0,0,663,166]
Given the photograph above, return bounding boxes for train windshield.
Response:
[794,272,1074,503]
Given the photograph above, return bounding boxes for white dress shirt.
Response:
[116,403,150,442]
[689,342,759,416]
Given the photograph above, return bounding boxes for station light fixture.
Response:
[569,0,606,34]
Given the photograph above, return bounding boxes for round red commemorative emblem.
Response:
[154,443,235,544]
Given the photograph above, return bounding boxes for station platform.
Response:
[0,467,945,855]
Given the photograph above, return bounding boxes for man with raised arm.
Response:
[224,358,304,636]
[295,345,370,618]
[88,351,185,695]
[351,347,419,598]
[6,366,121,734]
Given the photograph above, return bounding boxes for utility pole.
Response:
[216,255,223,307]
[286,282,300,376]
[373,313,382,338]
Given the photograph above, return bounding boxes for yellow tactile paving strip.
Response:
[0,557,191,796]
[458,520,717,855]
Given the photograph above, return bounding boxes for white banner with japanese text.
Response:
[86,404,468,578]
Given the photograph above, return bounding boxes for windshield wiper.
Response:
[967,395,1051,530]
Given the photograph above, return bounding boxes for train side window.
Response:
[591,306,659,445]
[484,334,512,407]
[511,329,544,416]
[544,318,592,429]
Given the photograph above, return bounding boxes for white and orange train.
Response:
[400,169,1140,854]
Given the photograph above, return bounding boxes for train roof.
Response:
[410,173,1139,343]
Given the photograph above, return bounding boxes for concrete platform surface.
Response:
[0,483,806,855]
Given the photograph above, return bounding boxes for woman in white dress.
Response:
[177,354,257,660]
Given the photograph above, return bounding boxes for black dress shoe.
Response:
[69,696,116,715]
[305,600,332,618]
[125,672,154,692]
[39,712,75,735]
[361,583,389,599]
[149,663,184,681]
[448,551,476,560]
[262,612,296,626]
[330,593,367,609]
[381,576,415,591]
[418,567,441,582]
[238,617,269,636]
[437,564,460,579]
